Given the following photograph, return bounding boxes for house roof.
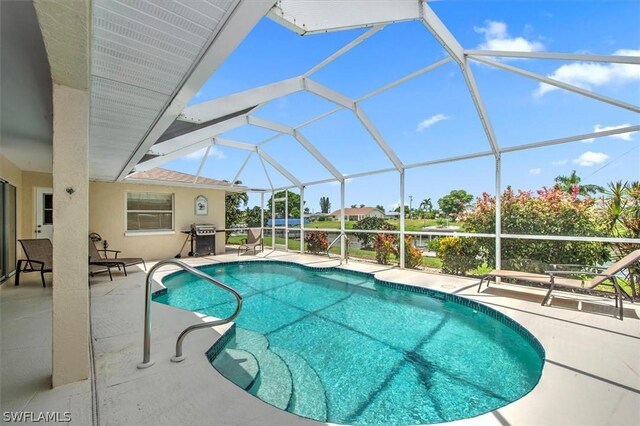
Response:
[126,167,233,187]
[330,207,382,216]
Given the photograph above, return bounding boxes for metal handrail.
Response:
[137,259,243,369]
[326,233,347,263]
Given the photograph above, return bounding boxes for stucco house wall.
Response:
[89,181,226,260]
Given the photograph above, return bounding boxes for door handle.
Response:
[35,230,41,233]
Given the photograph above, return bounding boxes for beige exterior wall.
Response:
[89,181,226,260]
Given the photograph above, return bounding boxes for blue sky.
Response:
[164,1,640,213]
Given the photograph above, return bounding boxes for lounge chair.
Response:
[89,237,146,276]
[238,228,263,255]
[16,239,53,287]
[478,249,640,319]
[17,238,113,286]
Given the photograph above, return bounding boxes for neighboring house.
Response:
[330,207,385,222]
[306,212,331,221]
[385,211,400,219]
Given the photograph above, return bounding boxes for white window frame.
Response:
[125,191,175,235]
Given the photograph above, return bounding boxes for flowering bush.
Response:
[437,236,481,275]
[404,236,423,269]
[459,186,609,272]
[374,234,397,265]
[353,217,396,249]
[305,231,329,254]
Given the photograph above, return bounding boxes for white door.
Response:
[35,188,53,240]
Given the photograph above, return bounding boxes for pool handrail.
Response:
[326,233,346,264]
[137,259,243,369]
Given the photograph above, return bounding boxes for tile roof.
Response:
[330,207,382,216]
[127,168,232,187]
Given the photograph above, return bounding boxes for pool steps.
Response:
[212,348,259,390]
[220,329,293,410]
[271,347,328,421]
[212,328,328,421]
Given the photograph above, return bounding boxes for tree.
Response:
[350,204,357,208]
[554,170,604,196]
[438,190,473,218]
[267,190,303,218]
[319,196,331,214]
[352,217,396,249]
[375,204,385,213]
[245,206,263,227]
[225,183,249,240]
[419,198,432,213]
[600,181,640,297]
[304,207,310,214]
[359,204,365,208]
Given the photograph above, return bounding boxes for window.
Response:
[126,192,173,232]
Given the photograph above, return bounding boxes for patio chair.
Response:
[478,249,640,319]
[238,228,263,255]
[89,236,146,276]
[89,263,113,281]
[16,239,53,287]
[16,238,114,285]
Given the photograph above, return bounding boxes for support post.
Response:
[340,181,346,262]
[51,84,90,386]
[399,170,405,268]
[285,190,289,252]
[260,192,265,239]
[495,155,502,270]
[300,186,305,254]
[271,190,276,250]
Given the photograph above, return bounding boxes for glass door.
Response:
[1,180,17,281]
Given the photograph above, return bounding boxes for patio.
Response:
[2,249,639,425]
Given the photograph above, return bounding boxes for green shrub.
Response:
[404,236,423,269]
[353,217,396,249]
[374,234,397,265]
[427,236,441,253]
[437,236,481,275]
[317,216,328,222]
[305,231,329,253]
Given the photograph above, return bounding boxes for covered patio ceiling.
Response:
[128,0,640,192]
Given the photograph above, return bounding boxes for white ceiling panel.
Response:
[89,0,242,180]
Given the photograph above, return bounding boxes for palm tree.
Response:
[419,198,432,213]
[554,170,604,196]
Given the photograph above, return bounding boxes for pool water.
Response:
[155,261,544,425]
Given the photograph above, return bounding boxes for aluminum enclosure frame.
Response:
[132,0,640,267]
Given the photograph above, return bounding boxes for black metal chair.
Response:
[16,239,53,287]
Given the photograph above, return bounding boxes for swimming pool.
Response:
[155,261,544,425]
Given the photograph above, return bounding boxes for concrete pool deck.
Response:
[1,249,639,425]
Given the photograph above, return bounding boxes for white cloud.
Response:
[389,201,401,210]
[573,151,609,167]
[594,124,636,141]
[551,160,567,166]
[582,123,637,143]
[185,146,226,160]
[536,49,640,97]
[529,168,542,175]
[474,20,544,52]
[416,114,450,132]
